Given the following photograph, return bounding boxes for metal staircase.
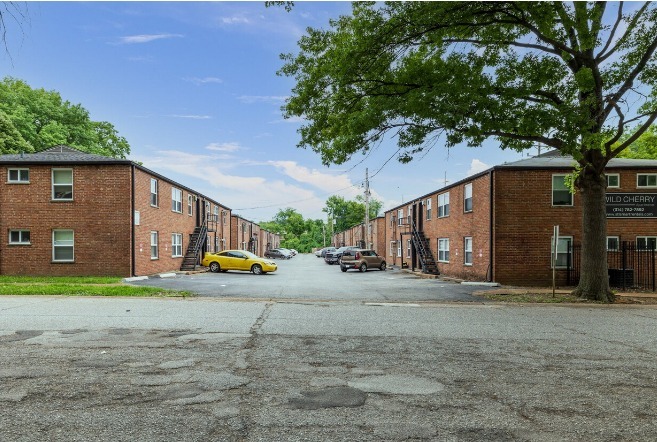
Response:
[180,222,207,272]
[410,220,440,275]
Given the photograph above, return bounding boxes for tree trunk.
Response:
[572,170,615,302]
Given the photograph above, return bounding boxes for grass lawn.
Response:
[0,276,192,297]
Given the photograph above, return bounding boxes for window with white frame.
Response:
[552,175,573,206]
[406,239,412,258]
[637,174,657,188]
[438,193,450,217]
[464,237,473,265]
[52,169,73,200]
[150,178,158,207]
[214,205,219,222]
[426,198,432,219]
[188,195,193,216]
[397,240,402,257]
[438,238,450,262]
[407,206,412,225]
[389,241,396,256]
[551,236,573,268]
[398,209,404,226]
[172,233,183,257]
[9,230,30,245]
[607,236,619,251]
[464,183,473,212]
[637,236,657,250]
[52,230,74,262]
[606,174,620,188]
[171,188,183,213]
[8,168,29,183]
[150,231,159,259]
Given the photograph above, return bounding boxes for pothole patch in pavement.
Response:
[348,375,444,395]
[288,386,367,410]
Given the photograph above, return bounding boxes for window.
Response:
[406,239,412,258]
[389,241,396,257]
[464,183,473,212]
[397,240,402,257]
[188,195,193,216]
[150,231,159,259]
[438,193,450,217]
[552,175,573,206]
[172,233,183,257]
[171,188,183,213]
[52,230,74,262]
[637,236,657,251]
[407,205,412,225]
[551,236,572,268]
[426,198,432,219]
[52,169,73,200]
[438,238,450,263]
[9,230,30,245]
[8,168,29,183]
[607,236,619,251]
[637,174,657,188]
[214,205,219,222]
[464,237,473,265]
[397,209,404,226]
[150,179,158,206]
[606,174,620,188]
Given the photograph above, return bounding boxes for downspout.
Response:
[488,169,494,282]
[131,164,136,277]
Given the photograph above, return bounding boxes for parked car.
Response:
[202,250,277,275]
[324,246,359,265]
[264,248,292,259]
[340,249,387,272]
[279,248,296,256]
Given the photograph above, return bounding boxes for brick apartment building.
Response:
[337,151,657,286]
[230,215,280,256]
[332,216,386,254]
[0,145,236,277]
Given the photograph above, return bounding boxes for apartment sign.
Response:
[606,193,657,218]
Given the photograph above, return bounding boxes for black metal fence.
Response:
[568,242,656,291]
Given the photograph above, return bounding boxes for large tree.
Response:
[0,77,130,158]
[280,2,657,302]
[323,195,382,232]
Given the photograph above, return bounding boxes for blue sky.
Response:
[1,1,527,222]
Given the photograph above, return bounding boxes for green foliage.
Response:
[323,195,382,232]
[261,208,327,252]
[0,77,130,157]
[617,126,657,159]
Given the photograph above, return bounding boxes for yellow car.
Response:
[201,250,277,275]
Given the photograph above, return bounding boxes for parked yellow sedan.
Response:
[201,250,277,275]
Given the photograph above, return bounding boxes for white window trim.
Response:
[637,236,657,251]
[426,198,432,220]
[52,229,74,262]
[52,169,73,201]
[464,237,473,266]
[438,193,450,218]
[551,236,573,269]
[397,240,402,257]
[9,230,30,245]
[172,233,183,258]
[607,236,619,251]
[7,168,29,183]
[389,241,396,257]
[552,174,573,206]
[398,209,404,226]
[637,174,657,188]
[438,238,450,263]
[172,188,183,213]
[406,239,411,258]
[606,174,620,188]
[150,231,159,260]
[150,178,158,207]
[464,183,473,213]
[188,195,193,216]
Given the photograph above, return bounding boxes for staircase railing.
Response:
[409,219,439,275]
[180,214,208,271]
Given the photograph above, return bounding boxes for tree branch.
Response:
[597,2,651,63]
[596,1,623,60]
[611,112,657,157]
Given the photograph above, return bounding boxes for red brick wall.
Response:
[0,164,132,276]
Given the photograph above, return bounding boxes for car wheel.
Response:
[380,261,387,271]
[209,262,220,273]
[252,264,263,275]
[359,263,367,273]
[340,266,347,272]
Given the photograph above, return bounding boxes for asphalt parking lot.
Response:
[126,253,492,302]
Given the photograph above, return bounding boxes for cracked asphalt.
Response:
[1,255,657,441]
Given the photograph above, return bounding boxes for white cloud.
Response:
[184,77,223,85]
[268,160,358,195]
[205,142,242,152]
[118,33,183,44]
[238,95,287,104]
[220,16,251,25]
[167,114,212,120]
[467,159,491,176]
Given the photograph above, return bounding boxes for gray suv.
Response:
[340,249,387,272]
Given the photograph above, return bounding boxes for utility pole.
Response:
[364,168,371,248]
